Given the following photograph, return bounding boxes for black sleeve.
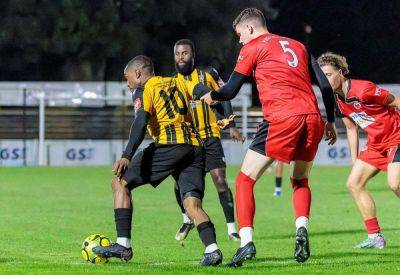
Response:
[121,109,150,160]
[192,83,212,100]
[210,71,247,101]
[121,89,150,159]
[308,53,335,123]
[212,104,226,120]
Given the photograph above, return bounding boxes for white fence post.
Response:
[38,92,45,166]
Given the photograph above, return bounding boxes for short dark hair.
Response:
[174,39,195,54]
[233,7,266,29]
[126,55,154,73]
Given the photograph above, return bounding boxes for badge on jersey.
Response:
[349,111,375,129]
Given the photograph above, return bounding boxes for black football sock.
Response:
[275,177,282,188]
[114,208,132,239]
[218,189,235,223]
[174,183,186,214]
[197,221,217,247]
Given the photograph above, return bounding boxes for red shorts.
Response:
[249,114,324,163]
[358,144,400,171]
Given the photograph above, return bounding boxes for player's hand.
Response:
[230,127,246,143]
[113,158,130,178]
[216,115,236,129]
[325,122,337,145]
[200,92,218,105]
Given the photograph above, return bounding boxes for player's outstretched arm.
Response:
[200,71,247,105]
[121,110,149,160]
[210,71,247,101]
[114,110,149,177]
[342,117,359,164]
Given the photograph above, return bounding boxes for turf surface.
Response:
[0,166,399,274]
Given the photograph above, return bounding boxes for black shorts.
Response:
[249,120,269,156]
[122,143,205,199]
[203,137,226,171]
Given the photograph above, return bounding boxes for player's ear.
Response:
[247,25,254,34]
[135,69,141,80]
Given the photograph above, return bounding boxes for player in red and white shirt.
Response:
[318,52,400,249]
[200,8,337,266]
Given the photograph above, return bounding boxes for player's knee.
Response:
[240,166,259,180]
[291,178,309,190]
[111,177,129,194]
[213,177,228,192]
[183,197,201,216]
[111,178,119,192]
[346,178,363,193]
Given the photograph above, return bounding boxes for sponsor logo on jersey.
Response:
[375,88,382,96]
[349,111,375,129]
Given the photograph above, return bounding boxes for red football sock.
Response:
[291,177,311,219]
[235,172,256,230]
[364,217,381,234]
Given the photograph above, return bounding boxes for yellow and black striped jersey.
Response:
[175,68,221,139]
[137,76,200,145]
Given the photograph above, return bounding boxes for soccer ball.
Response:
[81,234,111,263]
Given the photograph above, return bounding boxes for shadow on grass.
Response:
[312,250,400,259]
[264,227,400,240]
[234,256,396,270]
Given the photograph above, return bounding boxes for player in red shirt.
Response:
[200,8,337,266]
[318,52,400,249]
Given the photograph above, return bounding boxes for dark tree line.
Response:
[1,0,399,82]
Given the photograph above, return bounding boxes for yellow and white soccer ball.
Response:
[81,234,111,263]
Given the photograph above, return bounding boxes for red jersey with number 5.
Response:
[234,33,319,121]
[335,79,400,150]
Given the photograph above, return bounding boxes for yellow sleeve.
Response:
[142,87,153,114]
[205,72,220,91]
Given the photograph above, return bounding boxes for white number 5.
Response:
[279,40,298,68]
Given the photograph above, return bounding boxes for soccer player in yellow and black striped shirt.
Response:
[93,55,223,266]
[172,39,245,242]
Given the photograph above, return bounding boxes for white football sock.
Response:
[274,187,282,192]
[182,213,192,224]
[239,227,253,247]
[227,222,237,235]
[204,243,219,253]
[116,237,131,248]
[295,216,309,230]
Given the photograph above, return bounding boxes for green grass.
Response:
[0,166,399,274]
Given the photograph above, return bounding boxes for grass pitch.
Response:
[0,165,399,274]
